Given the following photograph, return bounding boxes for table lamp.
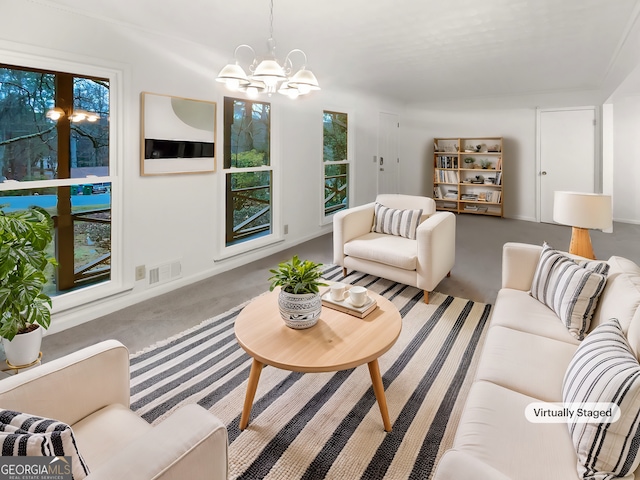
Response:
[553,191,612,260]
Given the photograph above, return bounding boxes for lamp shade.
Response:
[553,191,612,230]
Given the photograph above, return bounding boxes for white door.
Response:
[538,108,597,223]
[377,112,399,194]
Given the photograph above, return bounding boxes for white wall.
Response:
[0,2,403,333]
[399,90,607,222]
[611,96,640,223]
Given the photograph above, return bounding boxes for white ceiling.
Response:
[46,0,640,103]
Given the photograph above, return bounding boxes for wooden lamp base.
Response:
[569,226,596,260]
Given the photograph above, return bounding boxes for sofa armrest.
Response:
[433,450,511,480]
[332,202,375,265]
[85,404,228,480]
[501,242,543,291]
[416,211,456,290]
[0,339,130,425]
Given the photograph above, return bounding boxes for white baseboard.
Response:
[47,227,333,336]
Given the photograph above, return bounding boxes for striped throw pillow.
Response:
[530,243,608,340]
[563,318,640,479]
[371,203,423,240]
[0,410,90,479]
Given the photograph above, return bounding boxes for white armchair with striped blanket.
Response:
[333,194,456,303]
[0,340,228,479]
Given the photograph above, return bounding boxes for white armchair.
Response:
[333,194,455,303]
[0,340,228,480]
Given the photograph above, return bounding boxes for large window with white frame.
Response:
[0,63,117,301]
[223,97,272,247]
[323,110,349,218]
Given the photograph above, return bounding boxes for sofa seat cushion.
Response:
[452,380,580,480]
[474,325,578,402]
[490,289,581,345]
[73,404,152,469]
[344,232,417,270]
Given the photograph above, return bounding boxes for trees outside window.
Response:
[223,97,272,246]
[0,64,112,295]
[323,111,349,217]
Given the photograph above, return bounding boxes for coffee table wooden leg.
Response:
[240,359,264,430]
[368,359,392,432]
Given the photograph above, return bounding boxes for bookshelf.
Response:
[433,137,503,217]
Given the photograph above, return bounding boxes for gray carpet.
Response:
[42,215,640,362]
[129,267,491,479]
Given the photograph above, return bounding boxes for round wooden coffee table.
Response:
[234,286,402,432]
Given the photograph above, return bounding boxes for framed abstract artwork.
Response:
[140,92,216,175]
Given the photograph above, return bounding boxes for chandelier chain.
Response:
[269,0,274,39]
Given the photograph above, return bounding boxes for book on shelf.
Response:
[442,202,457,209]
[495,172,502,185]
[444,189,458,199]
[321,291,378,318]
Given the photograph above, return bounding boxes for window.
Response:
[323,110,349,217]
[0,64,112,297]
[223,97,272,247]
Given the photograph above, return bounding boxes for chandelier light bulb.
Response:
[215,0,320,99]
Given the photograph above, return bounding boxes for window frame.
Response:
[0,49,126,317]
[218,96,281,259]
[321,108,353,225]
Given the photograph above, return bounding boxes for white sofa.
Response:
[434,242,640,479]
[333,194,455,303]
[0,340,228,480]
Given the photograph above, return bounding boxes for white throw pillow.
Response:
[563,318,640,479]
[0,409,90,479]
[371,203,423,240]
[530,243,609,340]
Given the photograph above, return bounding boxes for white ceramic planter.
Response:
[2,326,43,367]
[278,290,322,329]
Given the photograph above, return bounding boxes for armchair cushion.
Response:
[0,409,90,479]
[344,232,417,270]
[371,202,422,240]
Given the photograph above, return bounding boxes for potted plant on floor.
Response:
[0,206,56,366]
[268,255,328,329]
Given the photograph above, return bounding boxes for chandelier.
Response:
[216,0,320,99]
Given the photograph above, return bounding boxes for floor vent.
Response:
[149,260,182,287]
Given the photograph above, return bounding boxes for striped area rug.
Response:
[129,266,491,479]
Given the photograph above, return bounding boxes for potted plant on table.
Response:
[0,206,56,366]
[268,255,328,330]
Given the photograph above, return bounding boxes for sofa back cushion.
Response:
[590,256,640,335]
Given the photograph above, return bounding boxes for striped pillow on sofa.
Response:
[562,318,640,479]
[371,203,423,240]
[530,243,609,340]
[0,409,90,479]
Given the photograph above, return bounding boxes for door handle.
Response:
[541,171,547,175]
[380,157,384,166]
